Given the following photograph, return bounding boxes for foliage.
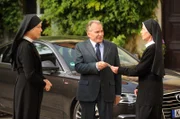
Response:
[112,34,126,47]
[0,0,22,37]
[41,0,158,47]
[162,44,166,56]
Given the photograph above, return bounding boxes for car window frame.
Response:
[117,46,139,67]
[33,42,63,71]
[0,44,12,64]
[0,46,7,62]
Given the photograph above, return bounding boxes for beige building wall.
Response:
[156,0,162,28]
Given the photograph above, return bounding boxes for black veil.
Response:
[143,19,165,77]
[10,14,41,70]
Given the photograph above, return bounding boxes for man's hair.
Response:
[86,20,103,32]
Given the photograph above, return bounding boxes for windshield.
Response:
[53,43,138,71]
[117,48,138,67]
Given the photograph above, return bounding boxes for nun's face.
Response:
[28,22,42,40]
[140,24,152,42]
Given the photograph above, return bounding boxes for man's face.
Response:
[29,22,42,40]
[87,23,104,43]
[140,24,151,42]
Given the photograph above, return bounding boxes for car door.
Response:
[33,42,70,119]
[0,44,16,112]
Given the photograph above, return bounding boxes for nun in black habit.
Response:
[10,14,52,119]
[110,19,165,119]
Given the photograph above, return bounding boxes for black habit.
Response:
[10,15,46,119]
[118,19,164,119]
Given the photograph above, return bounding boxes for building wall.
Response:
[155,0,162,27]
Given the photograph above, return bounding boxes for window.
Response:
[53,44,75,71]
[1,45,12,63]
[0,46,7,62]
[117,47,138,67]
[34,43,53,55]
[33,42,60,69]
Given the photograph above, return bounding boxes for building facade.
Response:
[162,0,180,71]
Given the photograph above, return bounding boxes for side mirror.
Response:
[42,60,59,72]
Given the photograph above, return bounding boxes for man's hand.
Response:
[44,79,52,91]
[97,61,108,70]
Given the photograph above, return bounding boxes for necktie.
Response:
[95,43,101,61]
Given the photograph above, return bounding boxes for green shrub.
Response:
[41,0,158,47]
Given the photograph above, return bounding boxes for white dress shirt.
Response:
[89,39,104,61]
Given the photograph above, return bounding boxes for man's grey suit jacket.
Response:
[75,39,121,102]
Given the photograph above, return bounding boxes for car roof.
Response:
[38,35,88,44]
[39,35,87,41]
[49,39,84,44]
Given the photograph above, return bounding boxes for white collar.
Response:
[145,40,155,48]
[89,39,103,48]
[23,36,33,43]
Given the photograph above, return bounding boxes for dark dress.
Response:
[13,40,46,119]
[118,44,163,119]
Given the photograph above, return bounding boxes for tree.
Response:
[0,0,22,42]
[41,0,158,47]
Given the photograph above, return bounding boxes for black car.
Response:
[0,36,180,119]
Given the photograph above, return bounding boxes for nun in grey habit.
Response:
[10,14,52,119]
[110,19,165,119]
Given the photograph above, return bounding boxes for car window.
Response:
[53,42,139,71]
[117,47,138,67]
[34,43,53,55]
[1,44,12,63]
[0,46,7,62]
[33,43,61,69]
[53,44,75,71]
